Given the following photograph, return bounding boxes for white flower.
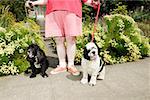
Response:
[4,44,15,55]
[19,49,24,53]
[0,27,6,33]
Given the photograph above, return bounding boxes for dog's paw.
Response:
[30,74,36,78]
[97,75,105,80]
[89,80,96,86]
[24,70,30,74]
[81,78,88,84]
[41,73,48,78]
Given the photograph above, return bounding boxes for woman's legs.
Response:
[50,36,79,75]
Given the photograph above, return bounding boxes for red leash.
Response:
[91,3,101,42]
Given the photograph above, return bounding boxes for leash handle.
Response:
[91,3,100,42]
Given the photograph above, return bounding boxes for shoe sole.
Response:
[50,70,66,75]
[67,69,80,76]
[71,72,80,76]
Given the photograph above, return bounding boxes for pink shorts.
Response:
[45,11,82,37]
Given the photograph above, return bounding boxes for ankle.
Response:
[57,65,66,69]
[59,62,67,68]
[68,63,74,67]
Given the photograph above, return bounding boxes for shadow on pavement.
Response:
[66,72,82,81]
[47,56,58,68]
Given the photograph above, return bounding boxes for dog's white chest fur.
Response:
[34,63,41,68]
[34,57,41,68]
[81,56,105,86]
[81,56,100,75]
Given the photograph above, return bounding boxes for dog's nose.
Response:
[92,51,95,54]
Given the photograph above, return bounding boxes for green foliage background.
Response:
[75,14,150,65]
[0,0,26,21]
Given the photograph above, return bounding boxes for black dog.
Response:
[26,44,49,78]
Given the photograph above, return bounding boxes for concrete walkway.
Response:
[0,41,149,100]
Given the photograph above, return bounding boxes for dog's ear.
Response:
[83,46,90,60]
[94,42,101,54]
[36,51,43,63]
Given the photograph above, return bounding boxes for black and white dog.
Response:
[26,44,49,78]
[81,42,105,86]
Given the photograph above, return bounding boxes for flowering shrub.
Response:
[75,14,150,64]
[0,19,46,76]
